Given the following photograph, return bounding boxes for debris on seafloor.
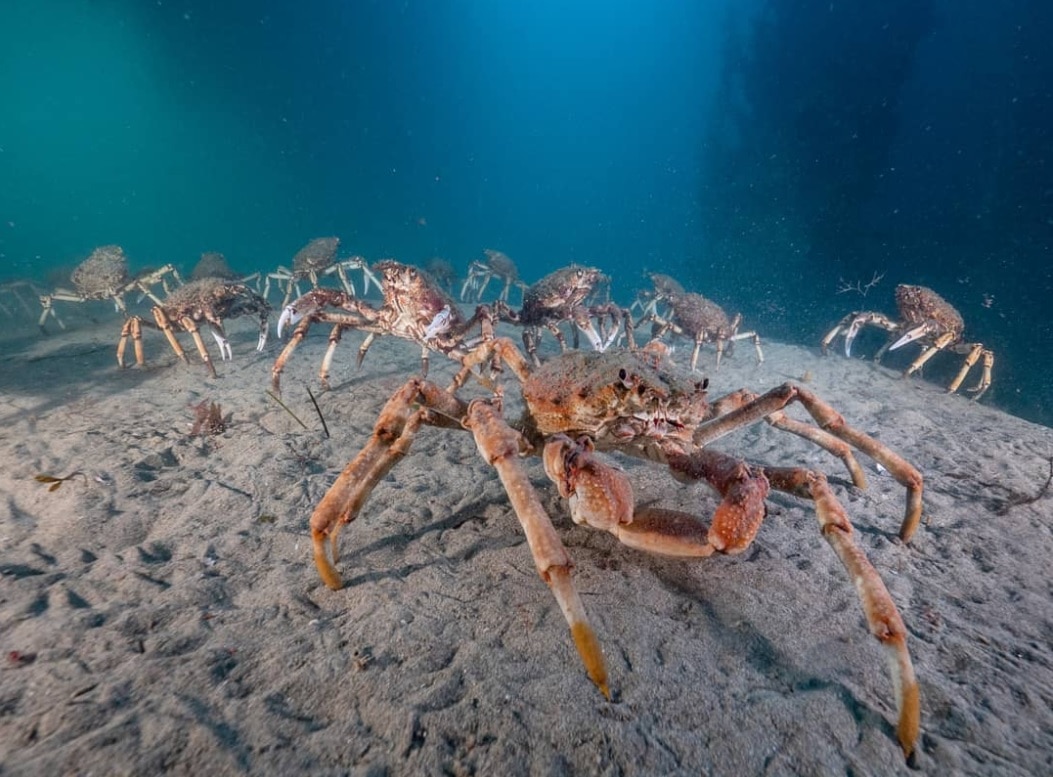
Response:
[305,384,330,438]
[190,399,230,437]
[34,471,88,492]
[996,455,1053,515]
[265,390,309,430]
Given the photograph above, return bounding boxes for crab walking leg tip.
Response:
[312,529,343,590]
[885,643,921,759]
[572,621,610,699]
[547,565,609,698]
[900,488,924,542]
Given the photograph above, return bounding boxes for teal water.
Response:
[1,0,1050,426]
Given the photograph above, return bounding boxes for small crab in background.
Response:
[460,248,528,304]
[821,283,994,399]
[637,289,763,372]
[38,245,182,333]
[263,237,381,308]
[424,256,457,294]
[189,251,262,291]
[118,278,270,378]
[496,264,627,364]
[271,259,494,393]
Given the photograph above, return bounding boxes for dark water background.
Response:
[1,0,1050,427]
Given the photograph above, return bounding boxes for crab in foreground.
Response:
[496,264,627,364]
[271,259,494,393]
[460,248,528,303]
[117,278,270,377]
[638,290,763,372]
[38,245,182,332]
[309,337,924,760]
[821,283,994,399]
[263,237,380,308]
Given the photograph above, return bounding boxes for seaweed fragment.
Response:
[305,385,330,439]
[190,399,230,437]
[35,472,87,492]
[996,456,1053,515]
[266,390,309,430]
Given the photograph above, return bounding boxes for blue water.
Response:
[1,0,1050,426]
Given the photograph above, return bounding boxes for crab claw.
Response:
[423,305,452,340]
[209,330,233,360]
[844,319,863,357]
[277,304,303,338]
[889,324,930,352]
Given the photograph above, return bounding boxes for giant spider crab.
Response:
[38,245,182,333]
[308,337,924,760]
[821,283,994,399]
[271,259,494,393]
[117,278,270,377]
[638,289,763,372]
[460,248,528,303]
[496,264,626,364]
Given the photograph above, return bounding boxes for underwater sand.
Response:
[1,303,1051,776]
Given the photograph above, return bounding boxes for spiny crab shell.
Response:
[521,349,711,454]
[482,248,519,280]
[647,272,685,298]
[190,251,238,281]
[293,237,341,274]
[520,265,605,324]
[895,284,964,340]
[665,292,733,334]
[70,245,129,296]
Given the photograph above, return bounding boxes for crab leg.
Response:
[693,382,923,541]
[271,314,315,393]
[180,315,218,378]
[117,316,146,368]
[726,329,764,365]
[465,398,609,699]
[545,433,918,759]
[900,330,956,377]
[765,466,920,760]
[151,307,191,364]
[320,324,345,390]
[947,343,993,399]
[309,379,467,590]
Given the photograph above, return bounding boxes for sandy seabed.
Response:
[0,304,1051,777]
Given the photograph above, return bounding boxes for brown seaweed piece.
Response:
[190,400,230,436]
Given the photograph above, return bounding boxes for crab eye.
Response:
[618,367,633,389]
[697,378,709,391]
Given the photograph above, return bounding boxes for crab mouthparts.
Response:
[631,408,685,436]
